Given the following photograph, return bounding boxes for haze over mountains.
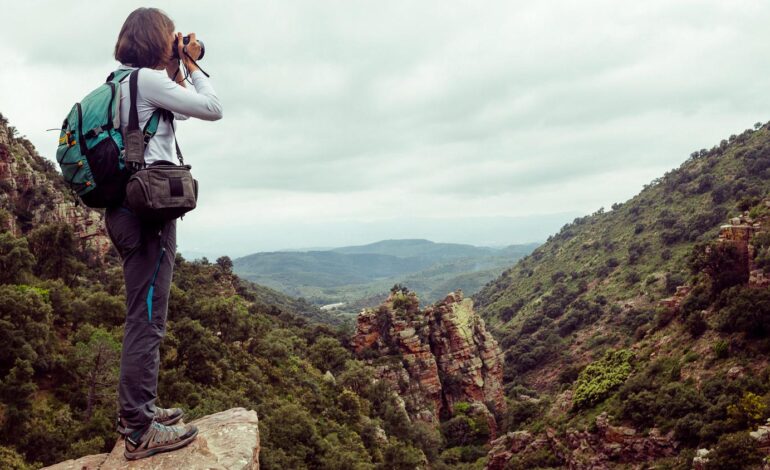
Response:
[232,238,539,310]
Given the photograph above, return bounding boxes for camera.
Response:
[172,36,205,60]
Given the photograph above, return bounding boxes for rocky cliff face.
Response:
[41,407,260,470]
[0,114,111,259]
[485,412,678,470]
[352,289,506,434]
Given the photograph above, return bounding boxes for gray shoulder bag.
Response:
[123,69,198,221]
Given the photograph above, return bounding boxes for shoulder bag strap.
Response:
[123,69,146,171]
[168,115,185,166]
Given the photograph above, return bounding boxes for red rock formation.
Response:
[0,117,111,261]
[718,211,770,288]
[486,412,678,470]
[353,289,507,435]
[659,208,770,314]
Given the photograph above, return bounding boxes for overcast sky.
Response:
[2,1,769,258]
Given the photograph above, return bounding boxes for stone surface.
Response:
[42,408,260,470]
[353,290,506,435]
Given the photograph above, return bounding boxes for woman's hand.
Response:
[179,32,202,73]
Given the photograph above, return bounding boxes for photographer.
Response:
[105,7,222,460]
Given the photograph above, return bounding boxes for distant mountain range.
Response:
[232,238,539,311]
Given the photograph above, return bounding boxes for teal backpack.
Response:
[56,69,163,208]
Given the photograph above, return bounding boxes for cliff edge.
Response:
[41,408,260,470]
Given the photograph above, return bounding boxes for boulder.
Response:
[42,408,260,470]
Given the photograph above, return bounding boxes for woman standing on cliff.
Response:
[106,7,222,460]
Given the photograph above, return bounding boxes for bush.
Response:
[0,233,35,285]
[689,243,748,298]
[726,392,768,428]
[680,282,711,319]
[573,349,634,409]
[716,286,770,337]
[504,446,563,469]
[0,445,36,470]
[705,432,762,470]
[712,340,729,360]
[685,311,708,338]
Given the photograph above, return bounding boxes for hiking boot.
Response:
[116,407,185,435]
[123,420,198,460]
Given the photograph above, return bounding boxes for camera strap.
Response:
[182,48,210,78]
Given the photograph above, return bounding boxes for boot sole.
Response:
[123,428,198,460]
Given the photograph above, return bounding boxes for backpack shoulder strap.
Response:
[142,110,165,145]
[128,69,141,133]
[106,68,132,83]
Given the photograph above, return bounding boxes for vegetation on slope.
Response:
[472,121,770,465]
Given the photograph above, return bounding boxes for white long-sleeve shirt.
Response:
[117,65,223,165]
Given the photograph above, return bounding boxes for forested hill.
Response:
[0,113,443,469]
[473,121,770,467]
[233,239,538,309]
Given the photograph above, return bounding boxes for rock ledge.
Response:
[42,407,260,470]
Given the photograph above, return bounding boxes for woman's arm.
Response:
[141,69,223,121]
[147,34,221,121]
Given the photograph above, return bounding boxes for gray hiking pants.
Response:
[105,205,176,430]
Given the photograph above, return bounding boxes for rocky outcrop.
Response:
[0,115,111,260]
[486,412,678,470]
[41,407,260,470]
[660,207,770,315]
[352,289,506,434]
[719,209,770,288]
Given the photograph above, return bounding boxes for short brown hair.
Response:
[114,8,174,68]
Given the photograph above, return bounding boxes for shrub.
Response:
[674,413,704,447]
[504,447,563,469]
[628,241,649,264]
[0,445,36,470]
[661,228,686,245]
[680,282,710,319]
[716,286,770,337]
[726,392,768,428]
[502,399,540,431]
[664,272,685,295]
[0,233,35,285]
[705,432,762,470]
[685,311,708,338]
[689,243,748,297]
[712,340,729,360]
[573,349,634,409]
[625,270,641,285]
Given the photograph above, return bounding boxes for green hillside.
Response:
[473,121,770,466]
[233,240,538,308]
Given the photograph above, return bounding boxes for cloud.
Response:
[1,0,769,254]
